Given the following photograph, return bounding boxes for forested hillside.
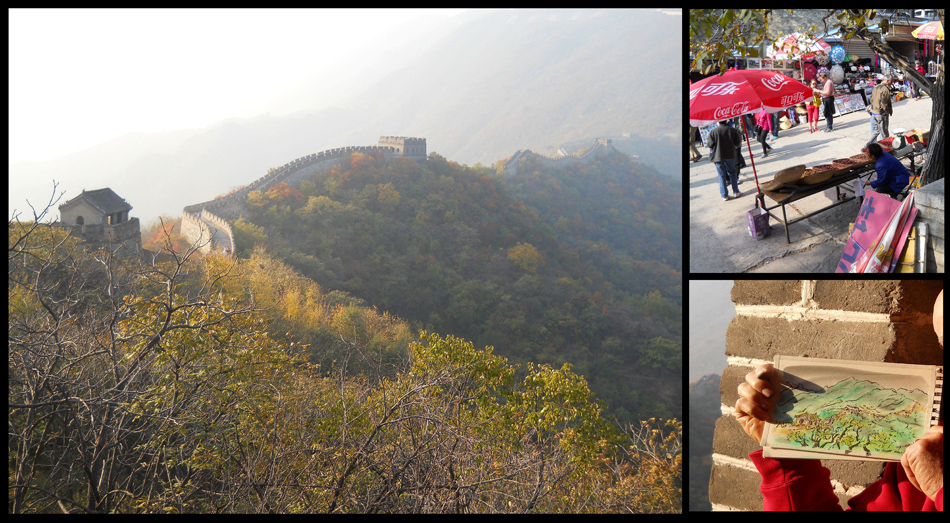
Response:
[8,210,681,513]
[231,150,682,423]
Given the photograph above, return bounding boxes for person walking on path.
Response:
[689,125,702,162]
[865,74,895,149]
[755,108,773,158]
[807,79,822,133]
[812,71,836,132]
[706,120,742,201]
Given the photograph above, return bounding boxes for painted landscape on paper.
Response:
[771,376,929,459]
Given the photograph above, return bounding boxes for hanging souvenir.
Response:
[830,65,845,84]
[830,45,846,64]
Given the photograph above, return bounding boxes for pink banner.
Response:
[837,191,914,273]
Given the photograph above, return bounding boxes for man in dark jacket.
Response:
[707,120,743,201]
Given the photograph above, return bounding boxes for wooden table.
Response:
[755,151,920,244]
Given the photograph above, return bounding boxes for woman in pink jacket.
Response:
[755,108,774,158]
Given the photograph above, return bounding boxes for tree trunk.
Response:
[853,9,945,183]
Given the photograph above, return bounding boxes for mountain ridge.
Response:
[10,8,681,223]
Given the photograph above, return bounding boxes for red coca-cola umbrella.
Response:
[690,69,813,205]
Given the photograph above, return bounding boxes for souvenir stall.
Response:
[812,45,870,120]
[906,20,944,98]
[764,34,859,126]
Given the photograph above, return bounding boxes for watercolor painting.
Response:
[770,374,930,459]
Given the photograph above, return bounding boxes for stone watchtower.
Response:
[57,187,141,255]
[378,136,427,162]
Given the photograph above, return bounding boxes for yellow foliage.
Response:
[507,242,545,273]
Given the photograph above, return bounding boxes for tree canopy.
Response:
[9,193,681,513]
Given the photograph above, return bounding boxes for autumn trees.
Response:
[234,151,682,424]
[9,202,288,512]
[9,195,681,513]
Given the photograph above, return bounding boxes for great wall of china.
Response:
[502,138,617,175]
[180,136,618,255]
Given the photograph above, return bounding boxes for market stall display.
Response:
[849,153,874,169]
[830,45,847,65]
[801,168,833,185]
[761,165,805,192]
[831,158,860,173]
[756,145,924,244]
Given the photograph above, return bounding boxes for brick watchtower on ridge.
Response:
[378,136,427,162]
[56,187,141,256]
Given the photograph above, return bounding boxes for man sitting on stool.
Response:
[864,143,910,199]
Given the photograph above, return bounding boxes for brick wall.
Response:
[709,280,943,511]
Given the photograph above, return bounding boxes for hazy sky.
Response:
[689,280,735,381]
[9,8,466,165]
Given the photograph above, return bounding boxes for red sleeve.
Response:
[751,453,943,511]
[749,449,843,511]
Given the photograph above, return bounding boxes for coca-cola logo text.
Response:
[713,102,751,119]
[696,81,743,97]
[760,73,792,91]
[780,93,806,106]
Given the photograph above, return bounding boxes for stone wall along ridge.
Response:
[181,137,430,255]
[502,138,617,175]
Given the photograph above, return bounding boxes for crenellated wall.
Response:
[56,218,141,257]
[180,211,214,254]
[503,138,617,175]
[181,136,426,255]
[180,209,234,255]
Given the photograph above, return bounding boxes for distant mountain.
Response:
[776,377,928,423]
[10,8,681,223]
[551,134,682,180]
[9,109,367,223]
[772,377,928,455]
[328,8,682,166]
[688,281,734,382]
[689,374,720,511]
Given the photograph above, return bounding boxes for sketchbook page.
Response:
[763,446,893,461]
[761,356,938,462]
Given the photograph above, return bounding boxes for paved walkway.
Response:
[689,96,932,273]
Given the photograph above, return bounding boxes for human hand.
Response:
[735,364,775,443]
[901,425,943,501]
